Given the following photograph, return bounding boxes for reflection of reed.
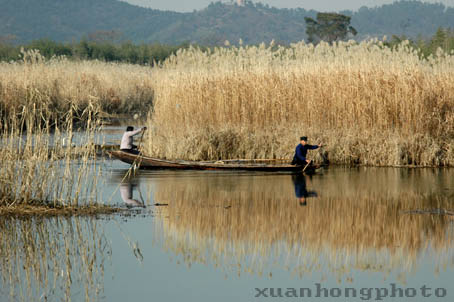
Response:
[153,175,454,280]
[0,217,109,302]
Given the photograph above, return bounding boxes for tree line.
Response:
[304,13,454,59]
[1,28,454,65]
[386,27,454,58]
[0,38,190,65]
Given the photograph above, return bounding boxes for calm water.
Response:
[1,161,454,302]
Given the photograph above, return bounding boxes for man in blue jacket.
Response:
[291,136,322,166]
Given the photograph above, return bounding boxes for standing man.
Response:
[120,126,147,154]
[291,136,322,166]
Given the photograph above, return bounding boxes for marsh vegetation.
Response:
[0,52,126,213]
[0,49,154,126]
[144,40,454,166]
[1,38,454,216]
[2,41,454,167]
[1,35,454,302]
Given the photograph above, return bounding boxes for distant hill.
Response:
[1,0,454,45]
[0,0,182,43]
[345,1,454,39]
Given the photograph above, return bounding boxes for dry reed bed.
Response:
[153,175,454,279]
[145,40,454,166]
[0,104,106,210]
[0,50,154,125]
[0,56,128,212]
[0,216,108,302]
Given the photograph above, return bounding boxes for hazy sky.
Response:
[124,0,454,12]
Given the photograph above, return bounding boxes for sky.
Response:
[123,0,454,12]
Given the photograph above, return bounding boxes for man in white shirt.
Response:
[120,126,147,154]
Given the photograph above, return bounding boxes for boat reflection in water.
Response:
[151,172,454,282]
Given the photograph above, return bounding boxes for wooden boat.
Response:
[109,150,322,173]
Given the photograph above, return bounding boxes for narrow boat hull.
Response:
[109,150,321,173]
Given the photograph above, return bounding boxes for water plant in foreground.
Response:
[0,100,117,214]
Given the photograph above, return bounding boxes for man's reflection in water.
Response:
[292,174,318,206]
[120,180,145,208]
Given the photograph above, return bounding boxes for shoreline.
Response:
[0,204,124,217]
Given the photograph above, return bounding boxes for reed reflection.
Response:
[152,173,454,280]
[0,217,109,302]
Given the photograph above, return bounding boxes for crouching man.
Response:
[120,126,147,155]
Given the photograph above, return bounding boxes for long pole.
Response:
[302,160,311,173]
[137,128,146,154]
[132,128,146,174]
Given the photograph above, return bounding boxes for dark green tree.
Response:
[430,27,450,52]
[304,13,357,44]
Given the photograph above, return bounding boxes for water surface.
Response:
[1,164,453,301]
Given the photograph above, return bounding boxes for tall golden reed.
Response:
[0,49,155,123]
[0,88,104,208]
[0,50,148,209]
[2,43,453,166]
[144,40,454,166]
